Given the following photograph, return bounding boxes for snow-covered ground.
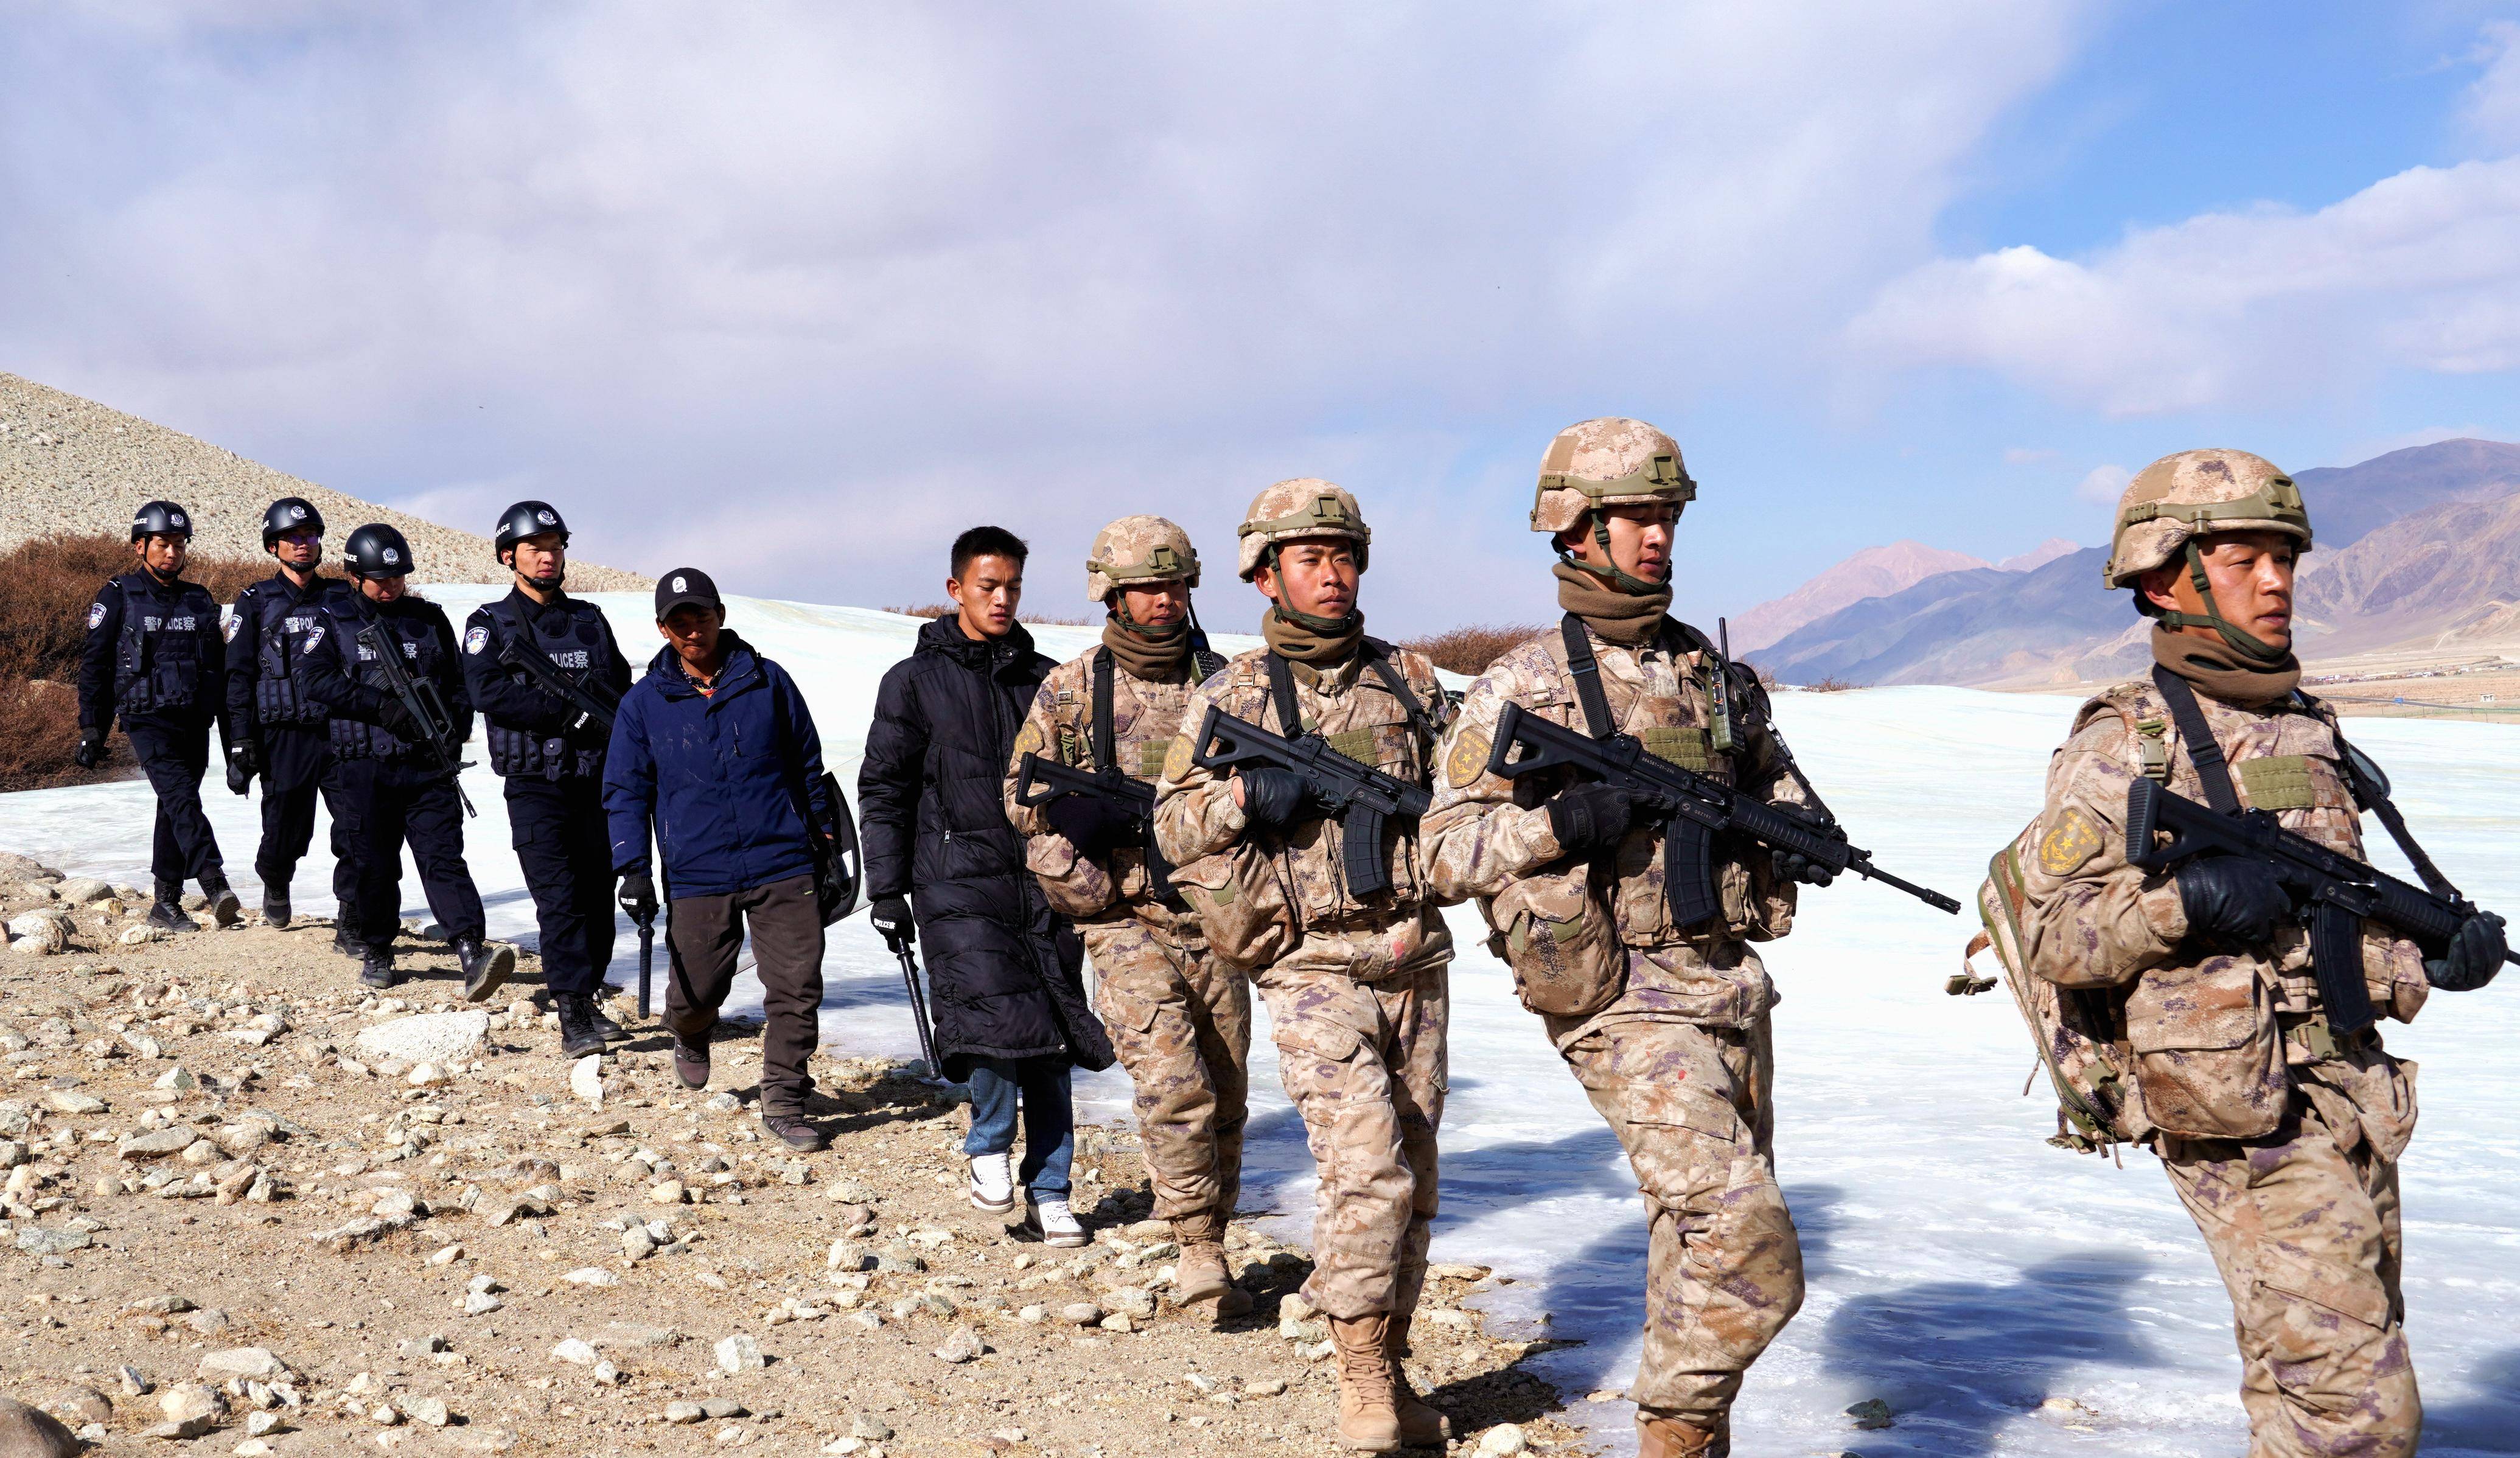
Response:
[7,587,2518,1456]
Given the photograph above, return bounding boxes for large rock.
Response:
[352,1012,489,1067]
[5,915,65,955]
[0,1397,80,1457]
[54,879,113,905]
[0,853,60,884]
[197,1348,290,1383]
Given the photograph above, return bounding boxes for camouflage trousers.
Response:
[1255,957,1448,1321]
[1083,919,1251,1223]
[2159,1052,2421,1458]
[1561,1014,1803,1424]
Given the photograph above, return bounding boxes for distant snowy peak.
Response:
[1996,537,2082,573]
[1726,540,1990,652]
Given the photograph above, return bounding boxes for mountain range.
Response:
[1739,439,2520,687]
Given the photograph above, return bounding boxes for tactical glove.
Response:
[2426,910,2507,992]
[2176,855,2291,947]
[225,748,256,797]
[1045,794,1136,860]
[375,699,419,739]
[1771,848,1838,887]
[870,895,916,953]
[1544,783,1634,856]
[617,871,658,924]
[1235,767,1310,830]
[72,728,106,770]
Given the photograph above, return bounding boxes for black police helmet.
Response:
[494,500,570,563]
[130,500,193,543]
[343,524,416,581]
[262,497,325,547]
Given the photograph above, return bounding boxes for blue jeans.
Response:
[964,1058,1074,1199]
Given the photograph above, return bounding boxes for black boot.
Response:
[456,937,515,1003]
[585,994,630,1046]
[262,888,291,929]
[359,949,397,989]
[147,880,197,933]
[557,994,610,1059]
[332,926,361,958]
[200,874,243,929]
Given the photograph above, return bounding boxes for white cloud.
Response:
[2004,446,2060,464]
[2465,21,2520,151]
[2075,464,2131,505]
[0,1,2087,618]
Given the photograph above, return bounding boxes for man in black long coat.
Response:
[860,526,1115,1247]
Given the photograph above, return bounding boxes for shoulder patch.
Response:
[302,622,327,654]
[2037,806,2104,876]
[86,602,107,631]
[1161,733,1193,783]
[464,625,489,655]
[222,614,240,642]
[1445,728,1491,788]
[1014,720,1046,761]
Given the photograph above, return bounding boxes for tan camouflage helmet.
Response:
[1529,417,1695,534]
[1237,478,1370,580]
[2102,448,2312,589]
[1085,514,1201,604]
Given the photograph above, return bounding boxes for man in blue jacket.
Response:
[604,569,839,1153]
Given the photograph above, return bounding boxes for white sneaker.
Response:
[1028,1195,1087,1248]
[968,1153,1016,1215]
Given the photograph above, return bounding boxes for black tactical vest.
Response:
[482,596,613,780]
[111,574,218,717]
[240,576,349,727]
[329,605,445,761]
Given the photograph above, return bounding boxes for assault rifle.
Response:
[355,622,476,818]
[2127,775,2518,1034]
[1189,704,1431,898]
[496,633,621,732]
[1484,702,1960,921]
[1013,754,1175,898]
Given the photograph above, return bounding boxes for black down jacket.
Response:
[859,615,1114,1080]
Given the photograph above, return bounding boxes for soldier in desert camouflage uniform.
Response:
[2012,449,2505,1458]
[1153,481,1455,1453]
[1003,515,1253,1319]
[1423,419,1824,1458]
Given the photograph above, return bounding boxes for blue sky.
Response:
[5,2,2519,632]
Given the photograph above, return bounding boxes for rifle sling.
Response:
[1092,647,1118,771]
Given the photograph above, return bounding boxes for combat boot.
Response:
[1327,1314,1402,1453]
[456,937,515,1003]
[1385,1314,1452,1447]
[585,993,632,1046]
[556,994,610,1059]
[200,874,243,929]
[1173,1210,1232,1303]
[261,888,291,929]
[146,881,196,933]
[358,949,397,989]
[1637,1411,1722,1458]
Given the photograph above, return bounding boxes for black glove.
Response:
[2426,911,2507,992]
[1235,767,1310,830]
[617,871,658,923]
[2177,856,2291,947]
[225,748,255,797]
[1771,848,1838,887]
[72,729,106,770]
[1544,783,1634,855]
[375,699,418,739]
[870,895,916,953]
[1045,794,1137,860]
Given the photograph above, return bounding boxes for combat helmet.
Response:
[130,500,193,543]
[262,497,324,546]
[1530,417,1694,594]
[344,524,416,581]
[1086,515,1201,604]
[1236,480,1370,581]
[2104,448,2311,663]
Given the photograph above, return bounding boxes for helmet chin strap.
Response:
[1110,597,1189,640]
[1559,515,1667,596]
[1271,601,1358,634]
[2153,540,2291,664]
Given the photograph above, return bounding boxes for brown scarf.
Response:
[1554,560,1671,647]
[1101,615,1188,682]
[1261,605,1364,665]
[2152,624,2300,706]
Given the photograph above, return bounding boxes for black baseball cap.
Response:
[655,568,723,621]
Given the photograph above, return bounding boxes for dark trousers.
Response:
[506,774,615,996]
[337,759,486,955]
[665,873,825,1114]
[254,728,358,921]
[124,719,223,890]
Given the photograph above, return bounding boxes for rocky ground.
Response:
[0,851,1592,1458]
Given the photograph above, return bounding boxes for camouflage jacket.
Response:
[2016,674,2428,1138]
[1003,646,1206,944]
[1425,618,1805,1032]
[1153,641,1454,979]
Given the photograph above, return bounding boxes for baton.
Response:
[633,906,654,1019]
[893,943,946,1084]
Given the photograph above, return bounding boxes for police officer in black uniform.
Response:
[301,524,515,996]
[77,500,242,932]
[224,497,365,943]
[461,501,633,1054]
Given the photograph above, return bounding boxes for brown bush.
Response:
[1801,676,1863,693]
[1398,623,1544,677]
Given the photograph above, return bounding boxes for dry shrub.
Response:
[1801,676,1863,693]
[1399,623,1544,677]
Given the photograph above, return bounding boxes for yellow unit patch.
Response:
[1013,720,1046,761]
[1447,728,1492,788]
[1160,734,1193,783]
[2037,807,2104,876]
